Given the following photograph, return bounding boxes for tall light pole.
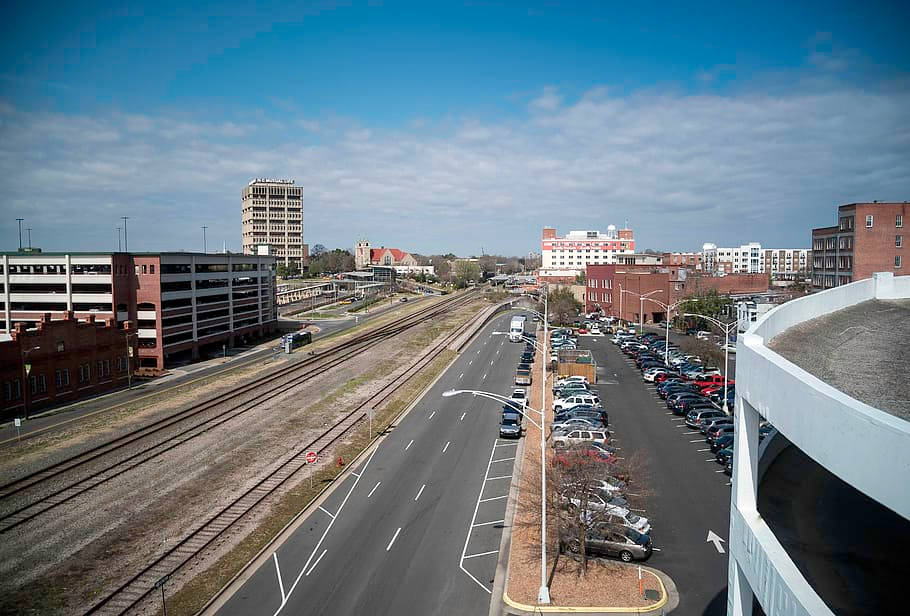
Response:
[117,227,122,252]
[643,297,689,366]
[26,228,32,250]
[16,218,24,251]
[619,288,663,332]
[121,216,129,251]
[683,312,736,414]
[443,386,551,604]
[202,226,208,253]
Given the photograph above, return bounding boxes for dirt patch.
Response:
[0,296,483,615]
[504,331,662,609]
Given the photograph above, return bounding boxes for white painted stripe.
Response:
[386,527,402,551]
[698,448,711,452]
[492,457,515,463]
[318,506,335,519]
[472,519,505,527]
[368,481,381,498]
[428,411,436,420]
[443,441,450,453]
[273,552,286,601]
[459,440,499,594]
[479,494,509,503]
[463,550,499,560]
[483,373,487,380]
[460,412,466,421]
[715,469,727,473]
[490,359,494,366]
[485,475,512,481]
[415,484,426,501]
[684,431,701,434]
[706,458,718,462]
[350,472,361,478]
[459,373,464,379]
[690,439,704,442]
[305,549,327,577]
[469,360,473,365]
[405,439,414,451]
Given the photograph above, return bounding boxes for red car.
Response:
[552,445,617,468]
[693,375,733,389]
[654,372,674,383]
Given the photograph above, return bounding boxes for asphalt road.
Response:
[216,311,530,616]
[580,334,731,616]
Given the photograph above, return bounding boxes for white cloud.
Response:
[1,84,908,255]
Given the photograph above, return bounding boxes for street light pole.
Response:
[16,218,24,251]
[683,312,735,414]
[117,227,122,252]
[26,228,32,250]
[642,298,689,366]
[121,216,129,251]
[538,284,550,605]
[202,226,208,253]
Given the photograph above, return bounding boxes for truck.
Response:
[509,315,527,342]
[515,366,532,386]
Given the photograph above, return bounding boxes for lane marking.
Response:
[368,481,381,498]
[459,373,464,379]
[705,458,718,462]
[684,431,701,434]
[460,440,499,594]
[405,439,414,451]
[415,483,426,501]
[277,448,379,615]
[350,472,361,478]
[479,494,508,503]
[472,519,505,527]
[490,359,494,366]
[483,373,487,380]
[273,552,286,602]
[492,457,515,463]
[460,412,466,421]
[443,441,450,453]
[428,411,436,420]
[387,527,402,551]
[463,550,499,559]
[318,506,335,519]
[469,360,473,365]
[305,549,327,576]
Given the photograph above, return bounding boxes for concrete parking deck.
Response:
[768,298,910,421]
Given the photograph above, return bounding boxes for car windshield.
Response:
[627,513,641,524]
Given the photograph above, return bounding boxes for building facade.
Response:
[241,178,304,268]
[762,248,811,281]
[702,242,763,274]
[353,240,418,269]
[662,252,703,270]
[1,252,277,371]
[811,202,907,289]
[1,313,138,418]
[540,226,635,276]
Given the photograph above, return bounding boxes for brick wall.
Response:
[854,203,908,280]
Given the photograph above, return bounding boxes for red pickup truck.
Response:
[694,374,734,389]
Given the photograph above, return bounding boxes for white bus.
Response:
[509,315,527,342]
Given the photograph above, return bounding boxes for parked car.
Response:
[552,445,617,467]
[687,409,727,429]
[701,417,734,434]
[715,446,734,465]
[499,412,522,438]
[554,405,608,426]
[707,425,736,444]
[554,376,588,388]
[560,523,652,562]
[711,433,735,453]
[553,394,601,412]
[551,417,604,433]
[508,389,527,411]
[552,429,609,449]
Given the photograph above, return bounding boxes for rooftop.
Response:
[768,298,910,421]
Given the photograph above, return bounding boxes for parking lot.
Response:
[577,333,732,616]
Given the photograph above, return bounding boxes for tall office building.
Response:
[241,179,304,268]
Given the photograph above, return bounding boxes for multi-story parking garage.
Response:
[729,272,910,615]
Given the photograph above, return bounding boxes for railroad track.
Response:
[0,290,479,533]
[84,288,486,615]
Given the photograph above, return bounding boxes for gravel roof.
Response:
[767,299,910,422]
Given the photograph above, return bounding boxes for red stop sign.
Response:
[305,451,317,464]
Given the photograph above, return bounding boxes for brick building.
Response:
[663,252,702,270]
[584,264,769,322]
[1,252,277,371]
[1,312,137,419]
[812,202,907,289]
[354,240,418,270]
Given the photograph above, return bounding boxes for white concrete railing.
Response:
[740,271,910,518]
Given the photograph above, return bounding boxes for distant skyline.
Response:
[1,1,909,256]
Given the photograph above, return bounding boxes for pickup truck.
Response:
[552,429,609,449]
[515,368,532,386]
[693,374,734,388]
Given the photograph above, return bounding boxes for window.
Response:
[898,235,903,248]
[897,215,903,228]
[897,255,903,268]
[150,265,155,274]
[142,264,147,274]
[55,369,62,388]
[866,215,874,228]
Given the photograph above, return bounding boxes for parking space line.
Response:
[715,469,726,473]
[273,553,286,602]
[483,373,487,380]
[671,418,685,421]
[318,506,335,519]
[305,549,327,577]
[698,448,711,451]
[459,373,464,379]
[460,440,500,594]
[415,484,426,501]
[705,458,718,462]
[386,527,402,551]
[490,359,494,366]
[495,441,518,447]
[683,430,700,433]
[689,439,703,442]
[492,457,515,463]
[472,519,505,527]
[479,494,508,503]
[368,481,381,498]
[485,475,512,481]
[464,550,499,559]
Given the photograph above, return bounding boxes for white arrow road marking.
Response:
[707,530,726,553]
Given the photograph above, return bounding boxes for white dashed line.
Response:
[492,457,515,463]
[690,439,704,442]
[386,527,402,551]
[428,411,436,420]
[415,484,426,501]
[483,373,487,380]
[459,372,464,379]
[368,481,381,498]
[698,448,711,452]
[443,441,451,453]
[405,439,414,451]
[490,360,494,366]
[460,412,466,421]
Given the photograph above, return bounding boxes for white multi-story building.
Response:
[730,272,909,616]
[540,226,635,275]
[241,178,304,268]
[702,243,811,278]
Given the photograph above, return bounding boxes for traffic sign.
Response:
[14,418,21,427]
[305,451,317,464]
[24,363,31,376]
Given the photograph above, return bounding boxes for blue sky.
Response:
[2,1,909,255]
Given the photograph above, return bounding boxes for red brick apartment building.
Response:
[812,202,908,289]
[1,313,138,419]
[1,252,278,373]
[584,264,769,322]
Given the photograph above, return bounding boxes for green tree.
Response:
[454,260,481,288]
[542,286,583,326]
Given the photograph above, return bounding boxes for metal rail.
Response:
[0,291,477,531]
[83,290,481,615]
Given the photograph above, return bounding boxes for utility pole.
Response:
[202,226,208,253]
[121,216,129,251]
[16,218,23,251]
